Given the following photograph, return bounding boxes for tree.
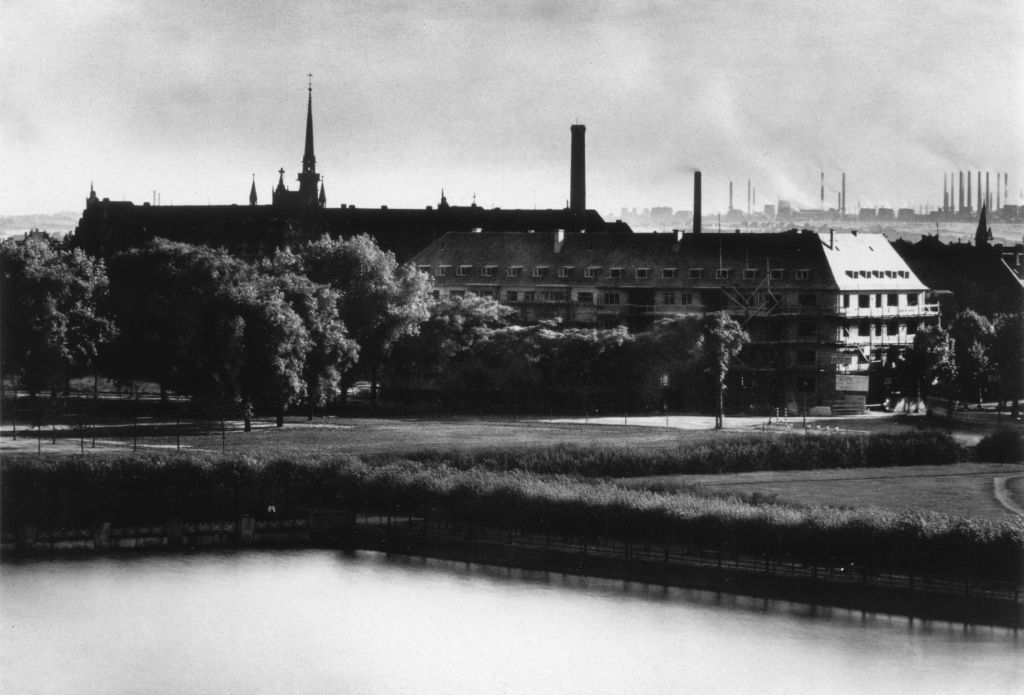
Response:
[701,311,749,429]
[0,235,115,400]
[949,310,994,405]
[991,313,1022,417]
[300,235,432,404]
[894,325,956,410]
[261,249,359,419]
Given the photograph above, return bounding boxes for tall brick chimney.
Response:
[693,170,702,235]
[570,125,586,225]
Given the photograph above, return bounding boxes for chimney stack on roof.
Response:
[693,170,702,235]
[569,124,586,228]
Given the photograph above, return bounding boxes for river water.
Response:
[1,550,1020,694]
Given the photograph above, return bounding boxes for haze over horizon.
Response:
[2,1,1022,218]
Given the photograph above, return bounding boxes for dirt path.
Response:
[992,475,1024,517]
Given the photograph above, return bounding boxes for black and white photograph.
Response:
[1,1,1022,693]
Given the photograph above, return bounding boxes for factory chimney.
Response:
[569,124,586,226]
[729,181,733,211]
[747,179,751,215]
[985,172,990,211]
[693,170,702,235]
[820,172,824,209]
[943,174,948,213]
[841,172,846,217]
[968,171,973,211]
[958,171,964,212]
[976,171,982,214]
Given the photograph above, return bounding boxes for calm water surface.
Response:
[1,550,1020,694]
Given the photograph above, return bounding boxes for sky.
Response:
[2,0,1022,218]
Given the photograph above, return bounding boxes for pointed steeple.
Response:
[302,75,316,175]
[249,174,258,206]
[974,204,991,247]
[319,180,326,206]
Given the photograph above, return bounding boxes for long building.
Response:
[70,86,630,261]
[413,228,939,413]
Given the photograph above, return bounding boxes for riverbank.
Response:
[4,513,1020,629]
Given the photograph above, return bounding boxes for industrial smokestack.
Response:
[968,171,973,211]
[985,172,990,210]
[693,170,702,235]
[943,174,948,213]
[959,171,964,212]
[977,171,982,213]
[841,172,846,217]
[997,174,1001,210]
[820,172,824,209]
[747,179,751,215]
[569,124,586,223]
[729,181,733,211]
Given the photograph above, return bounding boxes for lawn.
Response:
[621,463,1024,521]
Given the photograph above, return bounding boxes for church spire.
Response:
[319,179,326,206]
[974,204,991,247]
[302,74,316,175]
[249,174,258,206]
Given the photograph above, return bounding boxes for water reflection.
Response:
[1,549,1020,695]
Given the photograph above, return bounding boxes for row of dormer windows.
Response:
[844,270,911,279]
[418,265,815,281]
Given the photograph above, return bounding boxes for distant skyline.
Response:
[2,1,1022,217]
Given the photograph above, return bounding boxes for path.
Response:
[992,475,1024,517]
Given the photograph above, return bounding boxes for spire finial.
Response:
[308,73,313,92]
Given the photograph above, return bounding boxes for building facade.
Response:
[413,228,939,413]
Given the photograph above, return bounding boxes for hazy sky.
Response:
[2,0,1022,217]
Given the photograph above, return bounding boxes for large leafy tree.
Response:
[894,324,956,410]
[991,313,1022,417]
[0,235,115,399]
[701,311,749,429]
[300,234,432,403]
[949,310,994,405]
[261,248,359,418]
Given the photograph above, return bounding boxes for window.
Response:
[796,349,816,365]
[743,268,757,280]
[507,266,523,278]
[859,270,870,278]
[887,293,898,306]
[449,290,465,298]
[662,292,676,305]
[874,294,882,309]
[602,291,620,305]
[845,270,857,278]
[842,294,850,308]
[478,290,494,299]
[636,268,649,280]
[417,265,430,273]
[798,293,816,308]
[885,270,895,278]
[715,268,730,280]
[898,270,910,279]
[558,266,574,278]
[907,293,919,306]
[662,268,677,279]
[431,290,441,300]
[871,270,881,278]
[858,320,871,336]
[609,268,623,279]
[770,269,784,280]
[506,291,518,302]
[858,294,870,308]
[584,266,600,279]
[482,265,497,277]
[541,291,567,302]
[689,268,703,280]
[437,265,450,277]
[533,266,549,278]
[576,291,594,303]
[455,265,472,277]
[680,293,694,305]
[795,269,811,280]
[886,320,898,335]
[522,291,536,302]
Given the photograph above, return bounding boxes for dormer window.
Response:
[770,269,784,280]
[609,268,623,279]
[715,268,730,280]
[743,268,757,280]
[584,266,601,279]
[636,268,649,280]
[662,268,677,279]
[437,265,450,277]
[455,265,472,277]
[558,266,574,278]
[482,265,497,277]
[533,266,549,278]
[417,265,430,273]
[507,266,523,278]
[690,268,703,280]
[795,269,811,280]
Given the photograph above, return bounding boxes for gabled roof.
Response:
[817,231,927,291]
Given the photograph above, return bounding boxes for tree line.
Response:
[0,234,748,423]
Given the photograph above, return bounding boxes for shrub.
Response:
[976,427,1024,463]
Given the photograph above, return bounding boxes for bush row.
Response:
[402,431,964,478]
[2,447,1018,585]
[976,427,1024,463]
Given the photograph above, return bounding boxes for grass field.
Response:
[622,463,1024,521]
